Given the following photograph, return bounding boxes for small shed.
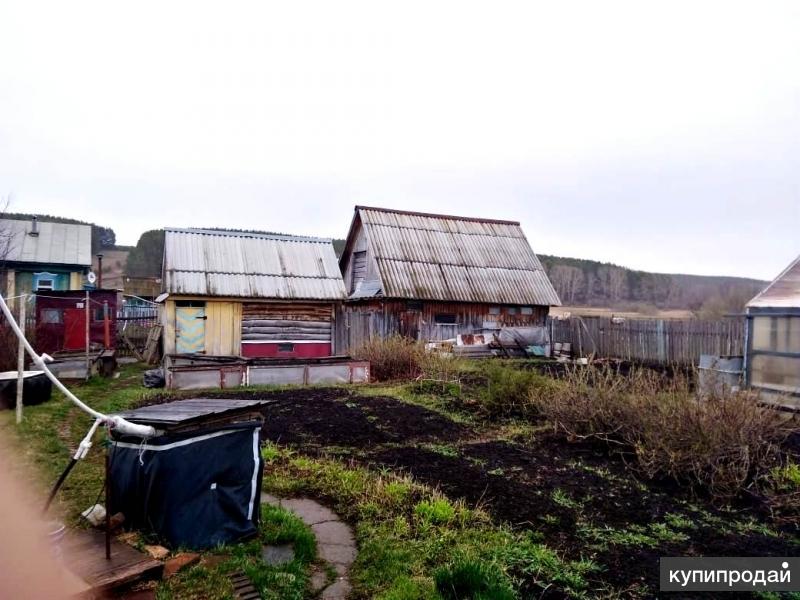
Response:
[336,206,561,351]
[161,228,346,359]
[109,398,268,549]
[745,254,800,405]
[0,217,92,301]
[34,289,118,355]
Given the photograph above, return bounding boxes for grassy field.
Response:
[2,361,799,599]
[549,305,695,320]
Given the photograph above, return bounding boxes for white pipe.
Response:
[0,292,156,438]
[74,418,102,460]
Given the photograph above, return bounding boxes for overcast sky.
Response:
[1,1,798,280]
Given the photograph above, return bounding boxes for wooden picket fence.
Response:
[550,316,745,365]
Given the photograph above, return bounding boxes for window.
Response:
[434,313,457,324]
[351,251,367,293]
[751,355,800,391]
[41,309,62,324]
[506,307,518,315]
[34,272,59,291]
[521,306,534,316]
[406,300,423,311]
[488,306,501,315]
[752,316,800,353]
[278,343,295,353]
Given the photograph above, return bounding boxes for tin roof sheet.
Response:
[1,219,91,266]
[747,254,800,309]
[164,228,346,300]
[356,207,561,305]
[115,398,272,426]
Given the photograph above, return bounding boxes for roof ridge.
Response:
[165,227,333,244]
[356,205,521,226]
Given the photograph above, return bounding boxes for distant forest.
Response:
[124,228,764,317]
[537,255,764,317]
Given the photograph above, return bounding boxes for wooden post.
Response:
[16,298,25,424]
[105,448,111,560]
[103,301,110,349]
[85,291,90,380]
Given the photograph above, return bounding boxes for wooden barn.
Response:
[336,206,561,351]
[161,228,346,359]
[745,253,800,406]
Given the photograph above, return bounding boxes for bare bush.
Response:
[532,366,793,499]
[0,321,19,371]
[417,351,466,384]
[352,335,425,381]
[478,362,559,418]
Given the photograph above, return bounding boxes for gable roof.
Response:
[1,218,91,266]
[747,254,800,309]
[164,228,346,300]
[343,206,561,305]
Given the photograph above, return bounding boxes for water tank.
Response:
[698,355,743,396]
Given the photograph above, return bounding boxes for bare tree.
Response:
[550,264,585,304]
[597,265,627,303]
[0,195,13,294]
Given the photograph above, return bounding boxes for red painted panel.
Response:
[34,290,118,355]
[63,308,87,351]
[241,342,332,358]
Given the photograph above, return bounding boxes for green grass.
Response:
[0,364,156,522]
[158,503,319,600]
[551,488,583,511]
[358,383,477,426]
[262,444,594,599]
[577,521,689,551]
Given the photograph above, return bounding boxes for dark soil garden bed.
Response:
[150,386,799,596]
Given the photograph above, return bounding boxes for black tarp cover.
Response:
[109,422,262,549]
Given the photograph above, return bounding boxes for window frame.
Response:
[434,313,457,325]
[747,312,800,395]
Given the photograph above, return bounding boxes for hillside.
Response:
[125,229,764,316]
[538,255,765,317]
[11,216,762,317]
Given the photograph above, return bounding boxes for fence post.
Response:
[85,291,90,380]
[16,297,25,424]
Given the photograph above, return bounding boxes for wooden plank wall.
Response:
[550,316,745,364]
[335,301,549,353]
[242,302,332,342]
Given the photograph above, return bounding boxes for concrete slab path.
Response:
[261,493,355,599]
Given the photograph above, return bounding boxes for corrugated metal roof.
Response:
[1,219,91,266]
[164,228,346,300]
[356,207,561,305]
[747,254,800,309]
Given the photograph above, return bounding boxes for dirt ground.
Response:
[212,387,798,596]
